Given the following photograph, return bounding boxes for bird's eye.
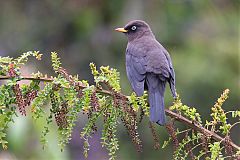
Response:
[131,26,137,31]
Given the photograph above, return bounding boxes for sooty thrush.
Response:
[115,20,177,125]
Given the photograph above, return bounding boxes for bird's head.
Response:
[115,20,154,41]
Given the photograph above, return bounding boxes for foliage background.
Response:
[0,0,239,160]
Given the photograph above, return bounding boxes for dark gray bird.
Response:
[115,20,176,125]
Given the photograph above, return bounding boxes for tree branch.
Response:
[0,75,53,82]
[165,110,240,151]
[0,75,239,151]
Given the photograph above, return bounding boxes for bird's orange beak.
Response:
[115,28,128,33]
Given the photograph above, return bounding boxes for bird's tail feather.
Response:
[148,81,166,125]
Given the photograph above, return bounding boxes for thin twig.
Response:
[0,75,53,82]
[185,142,203,158]
[176,129,191,135]
[229,121,240,133]
[165,110,240,151]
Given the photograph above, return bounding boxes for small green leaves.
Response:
[31,83,53,119]
[0,56,13,64]
[128,91,149,116]
[89,62,99,77]
[90,63,121,92]
[128,92,139,112]
[14,51,42,65]
[170,96,202,124]
[162,137,171,149]
[210,89,230,135]
[209,142,222,160]
[101,105,119,160]
[81,86,94,113]
[0,52,239,160]
[166,90,240,159]
[51,52,61,72]
[0,130,8,150]
[231,110,240,118]
[139,91,149,116]
[83,139,90,158]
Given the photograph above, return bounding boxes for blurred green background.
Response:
[0,0,239,160]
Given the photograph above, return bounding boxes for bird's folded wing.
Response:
[162,48,177,98]
[126,53,146,96]
[162,48,175,80]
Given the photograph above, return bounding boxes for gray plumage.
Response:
[116,20,176,125]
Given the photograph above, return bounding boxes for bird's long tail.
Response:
[148,80,166,125]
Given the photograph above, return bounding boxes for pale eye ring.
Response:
[131,26,137,31]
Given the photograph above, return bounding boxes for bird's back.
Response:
[126,36,171,78]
